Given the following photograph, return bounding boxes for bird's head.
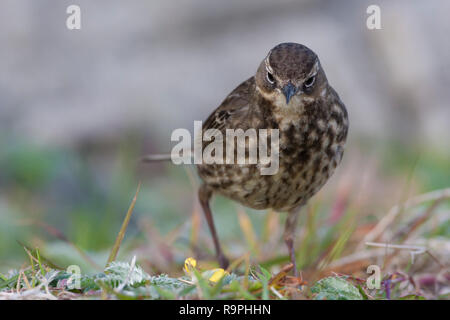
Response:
[255,43,327,108]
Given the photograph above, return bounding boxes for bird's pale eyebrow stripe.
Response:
[308,60,319,77]
[264,50,274,74]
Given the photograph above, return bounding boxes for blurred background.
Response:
[0,0,448,295]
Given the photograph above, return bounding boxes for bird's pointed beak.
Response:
[282,82,298,104]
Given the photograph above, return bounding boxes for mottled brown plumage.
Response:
[197,43,349,273]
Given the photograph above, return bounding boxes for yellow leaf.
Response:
[209,268,227,283]
[184,257,197,273]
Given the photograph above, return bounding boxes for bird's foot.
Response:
[217,253,229,270]
[293,266,299,278]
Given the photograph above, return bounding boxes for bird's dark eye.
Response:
[304,75,316,88]
[266,72,275,84]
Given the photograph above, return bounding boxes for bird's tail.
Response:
[141,153,173,162]
[141,149,194,163]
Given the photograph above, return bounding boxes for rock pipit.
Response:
[145,43,349,275]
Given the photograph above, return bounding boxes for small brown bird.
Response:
[196,43,348,273]
[144,43,348,275]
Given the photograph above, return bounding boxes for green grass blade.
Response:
[106,182,141,266]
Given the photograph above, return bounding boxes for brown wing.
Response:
[202,77,255,133]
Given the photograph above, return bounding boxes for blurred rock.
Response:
[0,0,449,151]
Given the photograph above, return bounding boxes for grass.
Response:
[0,183,448,300]
[0,138,448,300]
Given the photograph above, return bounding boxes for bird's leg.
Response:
[198,185,229,269]
[283,206,301,277]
